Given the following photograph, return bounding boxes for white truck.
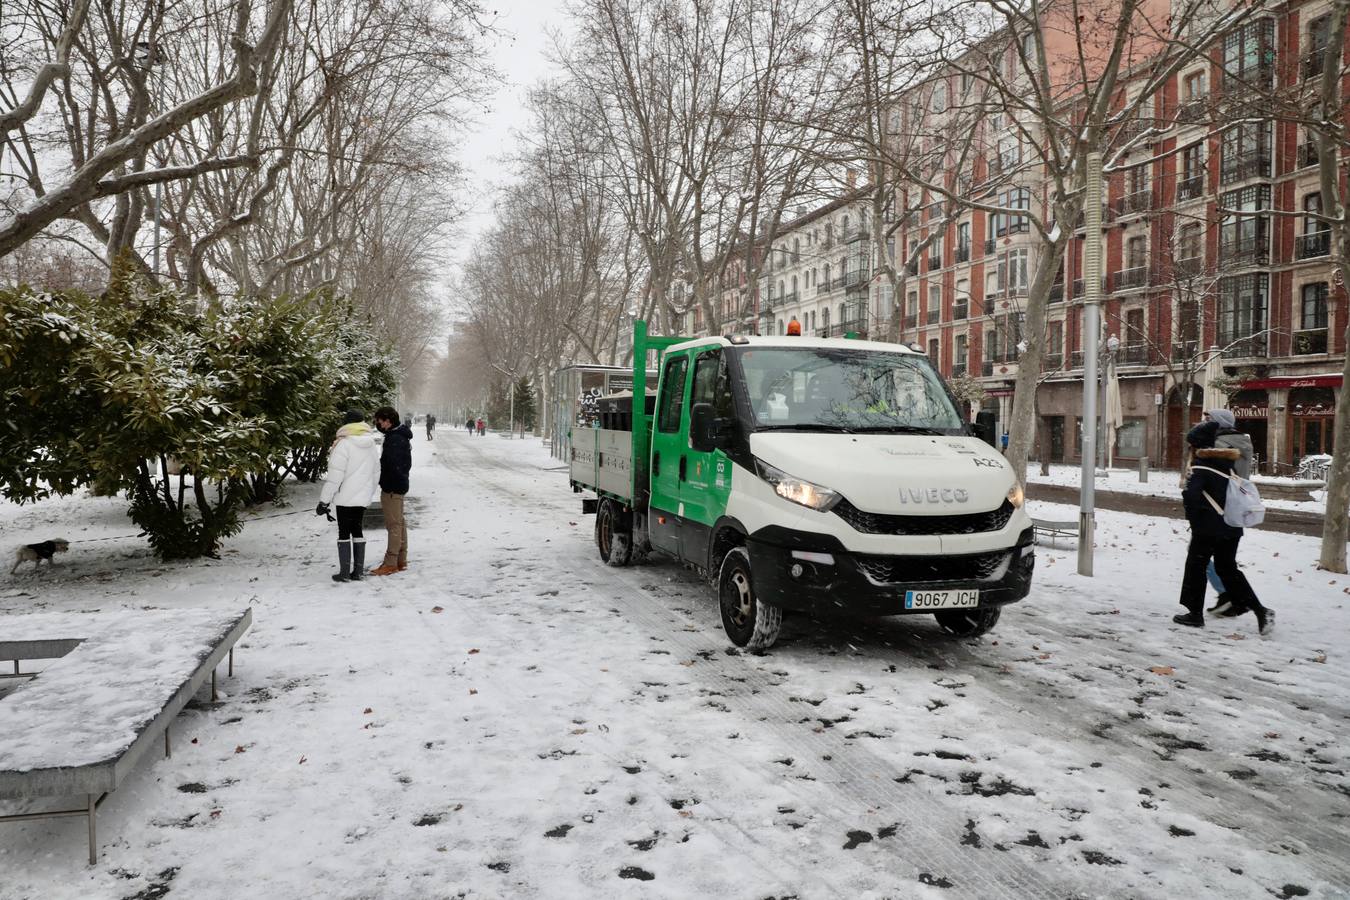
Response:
[568,321,1035,650]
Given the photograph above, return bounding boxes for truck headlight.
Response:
[1006,483,1025,508]
[755,459,841,511]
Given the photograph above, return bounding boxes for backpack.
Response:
[1192,466,1266,528]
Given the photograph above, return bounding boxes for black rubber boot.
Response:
[1172,612,1204,628]
[350,539,366,581]
[332,540,351,582]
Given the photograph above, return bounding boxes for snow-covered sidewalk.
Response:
[1028,461,1331,514]
[1,432,1347,899]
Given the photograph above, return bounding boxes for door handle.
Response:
[652,452,660,476]
[679,455,687,481]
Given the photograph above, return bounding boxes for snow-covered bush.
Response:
[0,270,397,559]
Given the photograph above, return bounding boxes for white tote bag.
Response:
[1193,466,1266,528]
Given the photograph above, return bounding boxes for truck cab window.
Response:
[657,356,688,433]
[692,351,734,419]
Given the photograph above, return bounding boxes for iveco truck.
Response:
[568,321,1035,650]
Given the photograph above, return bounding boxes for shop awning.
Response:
[1239,374,1343,390]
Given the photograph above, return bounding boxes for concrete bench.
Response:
[1251,479,1326,503]
[1031,518,1080,548]
[0,608,251,864]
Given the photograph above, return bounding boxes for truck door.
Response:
[648,352,690,556]
[681,349,735,565]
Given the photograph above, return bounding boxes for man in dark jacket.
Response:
[1176,421,1273,633]
[370,407,413,576]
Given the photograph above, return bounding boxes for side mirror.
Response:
[691,402,735,452]
[973,411,997,448]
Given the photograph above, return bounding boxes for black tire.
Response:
[595,499,632,567]
[934,606,1001,637]
[718,547,781,650]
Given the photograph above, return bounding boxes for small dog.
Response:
[11,539,70,575]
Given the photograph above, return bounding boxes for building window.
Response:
[821,307,830,331]
[955,334,968,366]
[1126,235,1147,270]
[1221,19,1275,91]
[1184,70,1207,100]
[1306,15,1331,79]
[928,338,940,360]
[1219,184,1270,265]
[1127,165,1148,197]
[998,249,1029,292]
[1116,418,1147,458]
[1301,282,1329,330]
[929,285,942,323]
[1220,121,1271,184]
[1178,222,1203,263]
[1047,321,1063,361]
[990,189,1031,237]
[1217,273,1269,356]
[932,82,947,113]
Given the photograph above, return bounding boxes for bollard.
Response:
[1139,456,1149,483]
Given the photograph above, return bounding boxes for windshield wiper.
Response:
[755,423,854,433]
[847,424,944,435]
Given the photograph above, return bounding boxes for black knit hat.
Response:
[1187,419,1220,449]
[342,409,365,424]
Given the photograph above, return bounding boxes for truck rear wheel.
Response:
[596,499,632,567]
[935,607,1001,637]
[718,547,781,650]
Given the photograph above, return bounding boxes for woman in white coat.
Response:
[316,410,381,581]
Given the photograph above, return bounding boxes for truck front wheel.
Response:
[596,499,632,567]
[718,547,781,650]
[935,607,1001,637]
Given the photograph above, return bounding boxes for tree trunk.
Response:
[1318,317,1350,571]
[1004,239,1067,486]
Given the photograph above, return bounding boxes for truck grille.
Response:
[833,499,1014,536]
[854,550,1010,585]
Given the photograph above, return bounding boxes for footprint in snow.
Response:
[544,823,573,838]
[618,866,655,881]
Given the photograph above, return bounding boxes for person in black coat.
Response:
[1176,421,1273,633]
[370,407,413,575]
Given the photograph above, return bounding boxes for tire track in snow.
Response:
[438,434,1073,900]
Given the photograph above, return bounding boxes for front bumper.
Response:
[745,525,1035,617]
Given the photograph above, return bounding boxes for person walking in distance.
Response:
[1174,420,1273,633]
[465,416,474,434]
[426,413,436,440]
[476,417,485,436]
[316,410,381,583]
[370,407,412,576]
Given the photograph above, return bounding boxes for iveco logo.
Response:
[899,488,970,504]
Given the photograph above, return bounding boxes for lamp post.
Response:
[1079,152,1104,576]
[134,42,161,278]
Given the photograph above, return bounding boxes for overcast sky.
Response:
[450,1,572,277]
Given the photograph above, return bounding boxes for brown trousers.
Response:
[380,492,407,567]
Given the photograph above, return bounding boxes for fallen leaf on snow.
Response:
[1224,633,1245,641]
[191,738,198,745]
[1038,653,1052,660]
[680,660,695,667]
[363,707,373,714]
[469,688,478,695]
[209,809,222,819]
[234,745,247,754]
[678,810,693,818]
[1264,732,1280,739]
[468,648,480,654]
[571,728,587,735]
[1148,666,1175,676]
[298,755,307,765]
[431,606,444,614]
[1312,653,1327,664]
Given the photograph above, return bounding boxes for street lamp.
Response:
[1098,333,1120,470]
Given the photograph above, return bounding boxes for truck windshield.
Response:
[735,347,965,433]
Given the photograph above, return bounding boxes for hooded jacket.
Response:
[1184,446,1243,538]
[379,422,413,494]
[1205,409,1253,479]
[320,422,381,507]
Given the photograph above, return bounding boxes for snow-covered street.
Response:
[2,431,1348,900]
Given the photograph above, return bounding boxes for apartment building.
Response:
[679,3,1344,474]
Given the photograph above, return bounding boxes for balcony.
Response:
[1298,142,1319,169]
[1302,50,1327,81]
[981,360,994,376]
[1070,350,1084,368]
[816,283,831,296]
[1219,334,1268,358]
[928,254,941,270]
[1172,341,1199,362]
[1219,232,1269,267]
[983,292,1001,313]
[953,301,968,320]
[1177,174,1204,202]
[1294,328,1328,354]
[950,363,967,377]
[1176,97,1209,125]
[1296,231,1330,259]
[1113,266,1149,291]
[1173,256,1204,278]
[1120,343,1149,366]
[1115,118,1151,145]
[905,260,919,276]
[902,313,918,329]
[984,238,997,256]
[818,321,869,338]
[779,291,799,306]
[1113,190,1152,217]
[926,308,940,325]
[955,244,971,264]
[1043,352,1064,371]
[1220,63,1275,97]
[1220,149,1272,185]
[1050,282,1064,303]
